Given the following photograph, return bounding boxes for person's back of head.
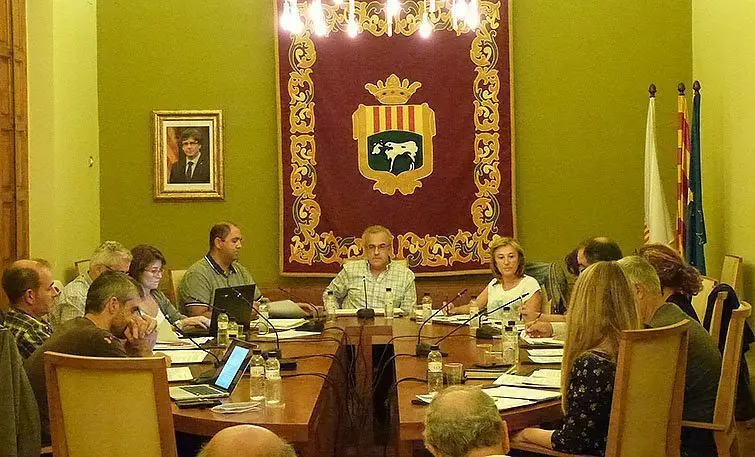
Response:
[84,271,142,315]
[583,238,623,264]
[424,386,507,457]
[197,425,296,457]
[635,243,702,296]
[89,241,133,277]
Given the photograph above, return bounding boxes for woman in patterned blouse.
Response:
[512,261,640,456]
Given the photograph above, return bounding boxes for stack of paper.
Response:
[493,374,560,389]
[154,349,207,364]
[532,369,561,378]
[520,334,564,346]
[166,366,194,382]
[415,391,541,411]
[527,348,563,357]
[482,385,561,401]
[255,330,321,340]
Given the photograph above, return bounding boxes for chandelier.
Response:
[279,0,481,38]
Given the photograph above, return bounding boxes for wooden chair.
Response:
[692,275,718,322]
[44,352,177,457]
[511,320,690,457]
[683,301,751,457]
[73,259,90,277]
[168,268,186,304]
[720,255,743,298]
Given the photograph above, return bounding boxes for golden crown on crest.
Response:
[365,74,422,105]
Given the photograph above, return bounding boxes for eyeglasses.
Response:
[146,267,164,275]
[182,140,199,146]
[366,243,390,251]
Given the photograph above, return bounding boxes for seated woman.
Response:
[636,243,702,322]
[129,245,210,330]
[450,237,542,322]
[513,261,640,455]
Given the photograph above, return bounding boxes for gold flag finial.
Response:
[365,74,421,105]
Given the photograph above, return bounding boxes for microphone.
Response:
[425,293,531,354]
[231,288,298,371]
[415,288,468,357]
[357,275,375,320]
[163,317,225,383]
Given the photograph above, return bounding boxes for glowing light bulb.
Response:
[347,19,358,37]
[310,0,327,36]
[452,0,468,21]
[280,10,292,32]
[419,13,432,38]
[465,0,479,29]
[387,0,401,17]
[334,0,343,5]
[430,0,436,13]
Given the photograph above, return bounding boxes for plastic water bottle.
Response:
[415,293,429,321]
[325,290,337,322]
[265,350,283,407]
[422,293,433,325]
[384,287,395,319]
[257,300,270,335]
[216,312,230,346]
[508,320,520,364]
[427,344,444,394]
[501,306,512,326]
[249,348,266,402]
[469,300,480,331]
[501,325,518,365]
[227,318,238,341]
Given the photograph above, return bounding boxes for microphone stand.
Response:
[356,276,375,320]
[419,293,530,356]
[165,318,226,383]
[232,289,298,371]
[415,288,468,357]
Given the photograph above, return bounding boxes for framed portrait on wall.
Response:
[152,110,224,200]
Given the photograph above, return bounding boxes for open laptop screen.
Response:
[214,345,251,390]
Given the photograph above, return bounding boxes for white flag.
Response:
[644,97,674,244]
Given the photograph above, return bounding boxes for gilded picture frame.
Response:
[152,110,224,201]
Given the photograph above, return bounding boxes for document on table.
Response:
[166,367,194,382]
[155,349,207,364]
[252,318,306,330]
[154,336,214,351]
[483,385,561,401]
[416,392,535,411]
[493,374,561,389]
[527,348,564,357]
[521,335,564,346]
[528,355,563,364]
[255,330,321,340]
[532,369,561,378]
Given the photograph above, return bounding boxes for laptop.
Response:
[168,339,255,400]
[209,284,257,337]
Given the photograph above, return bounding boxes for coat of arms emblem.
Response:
[352,74,436,196]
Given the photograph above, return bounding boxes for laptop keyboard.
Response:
[182,385,223,396]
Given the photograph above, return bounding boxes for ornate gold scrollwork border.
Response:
[277,0,514,276]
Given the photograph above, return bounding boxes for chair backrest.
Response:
[605,320,689,457]
[692,275,717,322]
[73,259,90,277]
[720,254,743,297]
[168,269,186,304]
[44,352,177,457]
[708,290,729,342]
[712,301,752,427]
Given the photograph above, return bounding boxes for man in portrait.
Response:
[169,127,211,184]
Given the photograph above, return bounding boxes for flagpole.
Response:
[644,83,674,245]
[676,82,690,259]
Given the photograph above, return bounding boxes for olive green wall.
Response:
[28,0,101,281]
[98,1,691,285]
[693,0,755,303]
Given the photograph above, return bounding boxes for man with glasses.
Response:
[323,225,416,314]
[1,259,59,358]
[24,271,156,444]
[49,241,133,327]
[169,127,211,184]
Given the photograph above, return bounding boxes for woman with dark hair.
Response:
[129,245,209,330]
[635,243,702,322]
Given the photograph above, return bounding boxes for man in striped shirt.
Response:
[1,259,59,358]
[324,225,416,314]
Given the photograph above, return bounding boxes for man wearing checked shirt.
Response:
[324,225,416,314]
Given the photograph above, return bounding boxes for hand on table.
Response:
[181,315,210,329]
[524,320,554,338]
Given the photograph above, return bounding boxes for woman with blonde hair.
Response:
[450,237,542,322]
[513,262,640,455]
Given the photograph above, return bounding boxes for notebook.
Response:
[168,339,255,400]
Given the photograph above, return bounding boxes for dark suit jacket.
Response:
[169,154,211,183]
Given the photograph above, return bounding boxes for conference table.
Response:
[170,316,563,456]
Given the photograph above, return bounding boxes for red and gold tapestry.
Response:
[277,1,514,276]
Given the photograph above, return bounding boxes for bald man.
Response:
[198,425,296,457]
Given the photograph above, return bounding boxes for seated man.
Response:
[618,256,720,457]
[1,259,59,358]
[178,222,260,316]
[323,225,416,314]
[49,241,132,327]
[424,386,509,457]
[24,271,156,444]
[197,425,296,457]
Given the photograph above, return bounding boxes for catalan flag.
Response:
[676,85,690,258]
[685,81,706,274]
[643,86,674,245]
